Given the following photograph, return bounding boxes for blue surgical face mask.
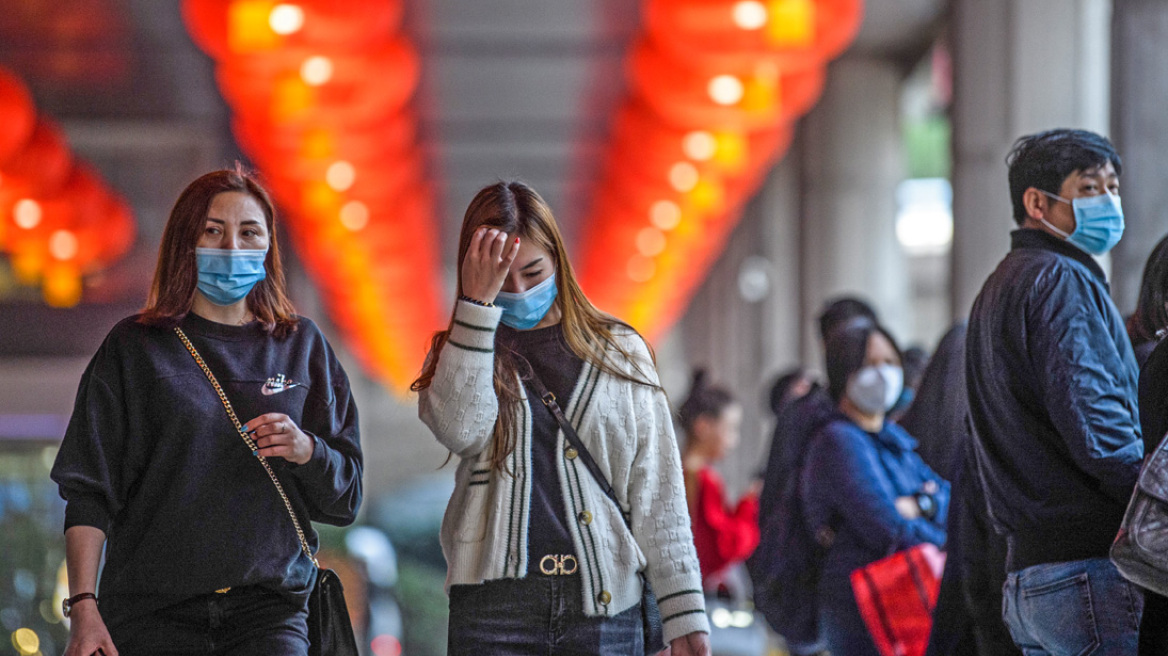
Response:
[195,247,268,306]
[1039,190,1125,255]
[494,273,558,330]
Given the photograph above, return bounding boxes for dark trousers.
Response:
[447,575,643,655]
[107,587,309,656]
[925,447,1020,656]
[817,582,881,656]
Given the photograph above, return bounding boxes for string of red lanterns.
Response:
[0,67,136,307]
[183,0,444,391]
[576,0,863,340]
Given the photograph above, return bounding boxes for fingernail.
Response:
[515,238,520,243]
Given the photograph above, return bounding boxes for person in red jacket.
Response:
[680,370,761,583]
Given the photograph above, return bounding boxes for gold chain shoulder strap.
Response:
[174,326,319,568]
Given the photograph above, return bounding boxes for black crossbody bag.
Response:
[176,327,359,656]
[525,370,666,655]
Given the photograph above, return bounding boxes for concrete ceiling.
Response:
[417,0,945,262]
[417,0,639,256]
[0,0,945,356]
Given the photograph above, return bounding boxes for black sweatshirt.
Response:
[51,312,363,626]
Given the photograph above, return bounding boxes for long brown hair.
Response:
[411,180,658,471]
[139,167,299,337]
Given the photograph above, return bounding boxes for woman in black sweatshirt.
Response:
[51,168,363,656]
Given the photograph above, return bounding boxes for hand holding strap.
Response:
[175,327,319,568]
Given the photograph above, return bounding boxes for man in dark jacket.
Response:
[966,129,1144,655]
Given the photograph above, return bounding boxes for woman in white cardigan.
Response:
[413,181,710,655]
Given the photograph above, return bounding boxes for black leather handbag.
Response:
[177,327,360,656]
[1111,429,1168,595]
[526,371,666,655]
[307,568,360,656]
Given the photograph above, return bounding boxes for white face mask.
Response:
[846,364,904,415]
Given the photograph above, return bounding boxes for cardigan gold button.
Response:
[598,590,612,605]
[565,447,578,460]
[578,510,593,525]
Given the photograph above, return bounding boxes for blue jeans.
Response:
[1002,558,1143,656]
[447,575,643,655]
[107,586,309,656]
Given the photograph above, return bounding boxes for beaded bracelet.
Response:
[458,294,495,308]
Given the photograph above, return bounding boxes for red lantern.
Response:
[644,0,863,67]
[232,112,417,165]
[628,38,826,131]
[604,104,794,187]
[0,68,36,167]
[0,119,74,198]
[215,40,420,127]
[183,0,405,60]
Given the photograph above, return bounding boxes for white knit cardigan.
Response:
[418,301,710,642]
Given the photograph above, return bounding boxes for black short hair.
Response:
[817,296,877,343]
[1006,129,1122,226]
[824,317,902,404]
[678,369,736,433]
[768,367,808,416]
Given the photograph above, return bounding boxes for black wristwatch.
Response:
[62,592,97,618]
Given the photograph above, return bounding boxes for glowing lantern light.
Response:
[10,247,44,283]
[43,263,82,308]
[708,74,745,105]
[714,131,748,168]
[732,1,768,29]
[628,255,656,282]
[185,0,406,58]
[629,38,827,129]
[682,131,717,161]
[339,200,369,231]
[650,200,682,230]
[766,0,816,47]
[326,160,355,191]
[300,55,333,86]
[270,73,314,121]
[228,0,281,53]
[669,162,699,192]
[13,199,41,229]
[49,229,79,260]
[269,3,305,35]
[689,178,725,210]
[636,227,667,256]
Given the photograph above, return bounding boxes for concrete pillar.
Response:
[950,0,1111,318]
[801,56,911,364]
[674,152,802,494]
[1110,0,1168,314]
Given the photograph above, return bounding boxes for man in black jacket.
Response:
[966,129,1144,655]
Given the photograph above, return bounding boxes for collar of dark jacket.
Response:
[1010,228,1107,283]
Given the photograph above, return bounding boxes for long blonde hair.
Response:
[411,181,657,471]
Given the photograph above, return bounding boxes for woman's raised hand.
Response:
[461,227,520,304]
